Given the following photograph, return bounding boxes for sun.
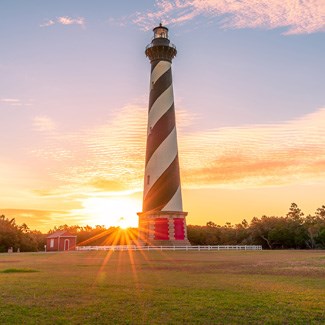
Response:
[118,217,131,229]
[80,196,141,229]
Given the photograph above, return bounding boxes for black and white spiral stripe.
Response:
[143,60,183,213]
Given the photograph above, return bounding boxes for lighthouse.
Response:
[138,24,190,246]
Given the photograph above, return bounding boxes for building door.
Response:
[64,239,69,251]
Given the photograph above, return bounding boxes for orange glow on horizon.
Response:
[75,196,141,229]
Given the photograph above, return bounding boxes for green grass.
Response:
[0,250,324,324]
[0,268,39,273]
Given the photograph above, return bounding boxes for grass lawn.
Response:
[0,250,324,324]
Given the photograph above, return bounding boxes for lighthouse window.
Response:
[147,175,150,185]
[154,27,168,39]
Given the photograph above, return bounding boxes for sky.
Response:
[1,0,324,232]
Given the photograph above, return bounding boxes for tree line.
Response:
[0,215,44,252]
[188,203,325,249]
[1,203,325,251]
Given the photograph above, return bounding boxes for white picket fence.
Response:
[76,245,262,251]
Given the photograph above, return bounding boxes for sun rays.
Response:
[73,196,141,229]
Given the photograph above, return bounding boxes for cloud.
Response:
[0,98,34,107]
[40,16,85,28]
[40,19,55,27]
[28,101,194,197]
[57,16,85,26]
[180,108,325,188]
[28,98,325,194]
[1,98,22,106]
[33,116,56,132]
[88,178,127,192]
[1,98,20,103]
[133,0,325,35]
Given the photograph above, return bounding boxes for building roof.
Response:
[47,230,77,238]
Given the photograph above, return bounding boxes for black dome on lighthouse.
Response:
[145,23,177,63]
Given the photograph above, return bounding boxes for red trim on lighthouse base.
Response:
[137,211,190,246]
[154,218,169,240]
[174,218,185,240]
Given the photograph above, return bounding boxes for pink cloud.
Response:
[57,16,85,26]
[133,0,325,35]
[40,16,85,28]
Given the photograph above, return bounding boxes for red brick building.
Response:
[46,231,77,251]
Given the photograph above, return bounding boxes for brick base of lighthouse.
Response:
[137,211,191,246]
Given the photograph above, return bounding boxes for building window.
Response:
[50,239,54,248]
